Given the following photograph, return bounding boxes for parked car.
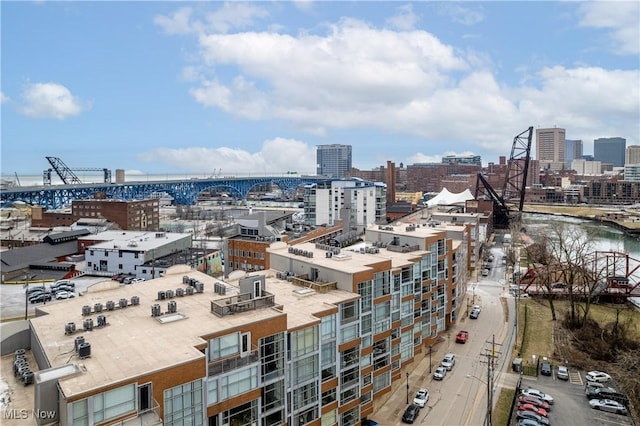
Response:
[540,362,552,376]
[455,331,469,343]
[472,305,481,312]
[26,286,46,295]
[470,309,480,319]
[556,366,569,380]
[586,387,628,405]
[413,389,429,408]
[441,353,456,371]
[130,277,146,284]
[433,367,447,381]
[518,403,549,418]
[362,420,380,426]
[54,291,76,300]
[521,389,554,405]
[516,410,550,426]
[401,404,420,424]
[29,293,52,304]
[585,370,611,383]
[518,396,551,411]
[482,269,489,277]
[551,282,566,289]
[52,279,74,288]
[53,285,75,293]
[517,420,543,426]
[589,399,628,415]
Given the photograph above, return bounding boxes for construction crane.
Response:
[475,126,533,229]
[43,156,112,185]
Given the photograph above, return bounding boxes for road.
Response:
[374,244,517,425]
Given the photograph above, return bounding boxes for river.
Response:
[521,213,640,258]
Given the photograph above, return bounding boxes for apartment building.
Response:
[536,127,566,171]
[24,219,468,426]
[316,144,353,179]
[303,179,387,232]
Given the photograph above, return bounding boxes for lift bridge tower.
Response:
[43,156,112,185]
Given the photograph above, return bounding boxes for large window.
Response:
[220,367,258,400]
[292,355,318,385]
[209,333,239,361]
[70,384,136,426]
[292,326,318,358]
[164,380,204,426]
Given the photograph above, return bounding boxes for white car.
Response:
[441,353,456,371]
[589,399,628,415]
[413,389,429,408]
[433,367,447,381]
[585,371,611,383]
[54,290,76,300]
[520,388,554,405]
[556,366,569,380]
[130,278,146,284]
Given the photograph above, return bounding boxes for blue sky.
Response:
[2,1,639,180]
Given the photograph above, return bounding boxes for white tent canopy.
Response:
[426,188,475,208]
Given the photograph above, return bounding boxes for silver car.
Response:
[433,367,446,380]
[589,399,628,415]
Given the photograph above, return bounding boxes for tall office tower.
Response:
[594,137,626,167]
[316,144,352,178]
[625,145,640,165]
[565,140,583,169]
[536,127,566,171]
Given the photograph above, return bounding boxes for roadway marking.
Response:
[569,370,583,385]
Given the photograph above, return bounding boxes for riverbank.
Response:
[523,204,640,237]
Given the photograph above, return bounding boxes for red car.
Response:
[455,331,469,343]
[518,396,550,411]
[518,403,549,418]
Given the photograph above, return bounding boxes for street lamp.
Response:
[406,372,410,404]
[429,345,433,374]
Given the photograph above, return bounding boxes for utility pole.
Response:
[480,334,502,426]
[406,372,410,404]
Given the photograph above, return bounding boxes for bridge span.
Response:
[0,176,326,209]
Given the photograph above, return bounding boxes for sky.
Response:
[1,1,639,180]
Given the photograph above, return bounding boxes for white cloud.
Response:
[577,2,640,55]
[438,3,485,26]
[137,137,317,174]
[386,4,420,31]
[19,82,89,119]
[155,3,268,35]
[0,92,9,103]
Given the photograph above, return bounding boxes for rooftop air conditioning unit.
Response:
[151,304,161,317]
[119,298,128,309]
[167,300,177,314]
[94,303,103,313]
[81,305,92,316]
[78,342,91,359]
[65,322,76,335]
[131,295,140,305]
[165,289,174,299]
[97,315,107,327]
[83,318,93,332]
[176,288,184,297]
[74,336,85,352]
[106,300,115,311]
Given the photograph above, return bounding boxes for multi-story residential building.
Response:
[441,154,482,166]
[536,127,566,171]
[22,218,469,426]
[80,230,193,279]
[624,164,640,182]
[317,144,353,178]
[565,139,583,169]
[31,198,161,231]
[303,179,386,232]
[626,145,640,165]
[594,137,626,167]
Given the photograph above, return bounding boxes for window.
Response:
[340,301,358,324]
[209,333,239,361]
[70,399,88,426]
[220,367,258,399]
[93,384,136,423]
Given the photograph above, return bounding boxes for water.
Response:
[521,212,640,260]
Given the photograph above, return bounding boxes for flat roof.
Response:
[80,230,191,251]
[30,267,356,399]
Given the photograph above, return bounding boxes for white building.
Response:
[571,159,602,175]
[81,230,192,279]
[303,178,386,232]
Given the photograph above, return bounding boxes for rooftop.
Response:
[80,230,191,251]
[30,266,356,399]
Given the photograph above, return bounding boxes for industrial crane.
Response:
[43,156,112,185]
[475,126,533,229]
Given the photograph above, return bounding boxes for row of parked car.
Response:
[111,273,145,284]
[584,370,629,416]
[517,388,554,425]
[26,280,76,304]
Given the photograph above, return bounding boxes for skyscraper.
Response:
[536,127,566,171]
[316,144,352,178]
[594,137,626,167]
[565,139,583,169]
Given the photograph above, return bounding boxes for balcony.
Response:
[119,399,162,426]
[209,349,260,376]
[290,275,337,293]
[211,292,275,317]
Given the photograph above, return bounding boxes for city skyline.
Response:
[2,1,638,176]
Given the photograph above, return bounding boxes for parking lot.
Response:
[514,368,634,426]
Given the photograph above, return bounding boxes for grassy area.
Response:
[553,300,640,340]
[516,298,554,363]
[493,388,515,426]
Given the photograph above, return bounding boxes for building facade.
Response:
[594,137,626,167]
[317,145,353,179]
[25,216,470,426]
[303,179,386,232]
[536,127,566,171]
[565,139,583,169]
[441,154,482,166]
[626,145,640,165]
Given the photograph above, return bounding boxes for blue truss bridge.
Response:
[1,176,326,209]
